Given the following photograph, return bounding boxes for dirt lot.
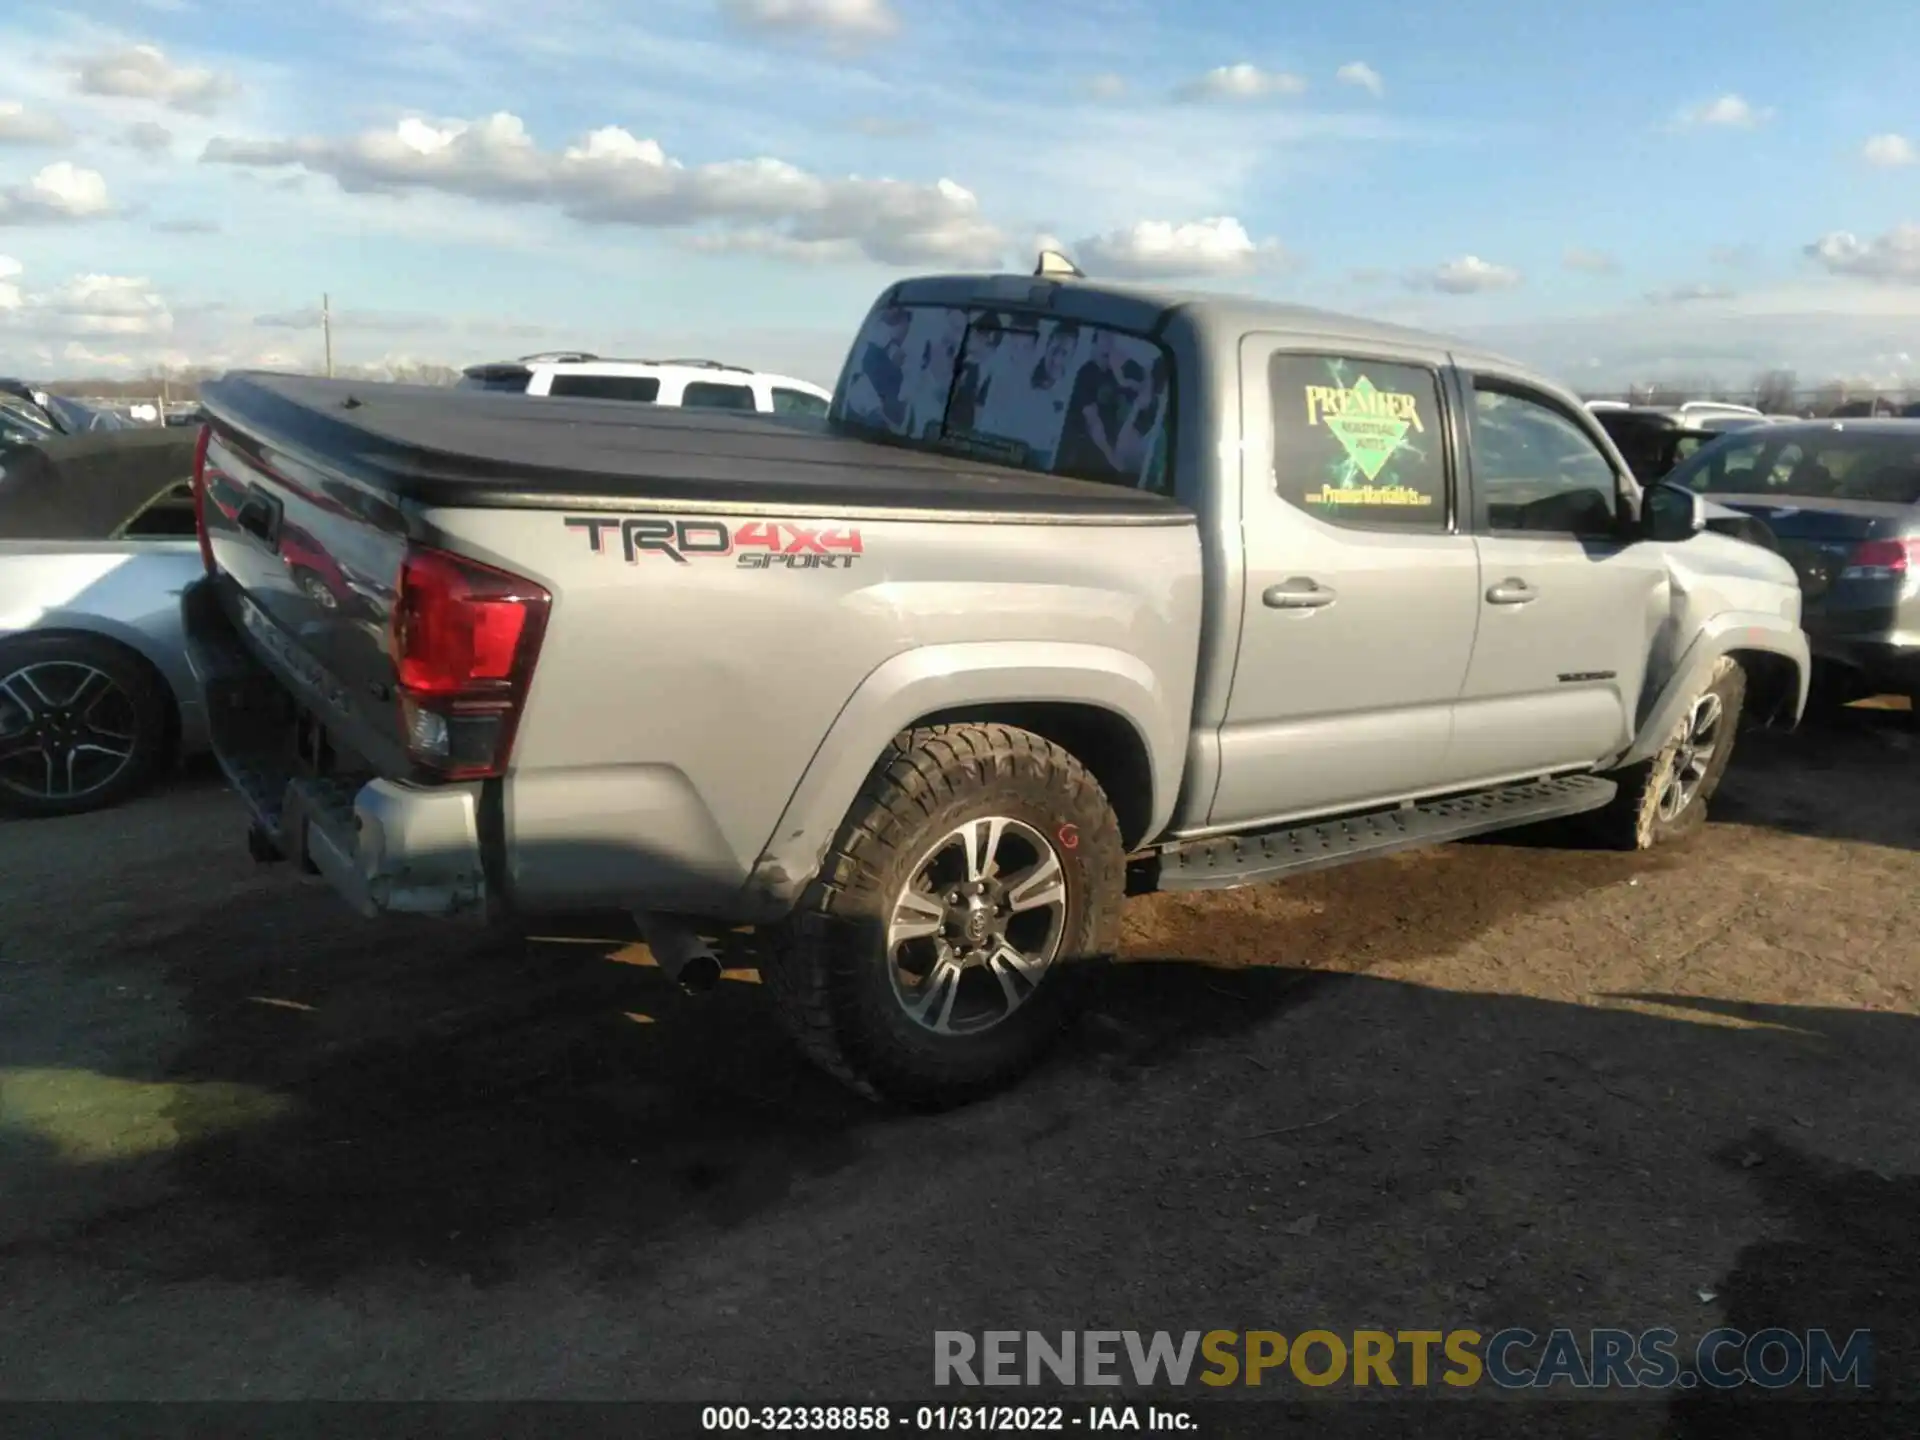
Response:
[2,706,1918,1432]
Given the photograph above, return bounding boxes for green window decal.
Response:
[1271,355,1447,530]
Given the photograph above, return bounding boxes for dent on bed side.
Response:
[740,640,1185,915]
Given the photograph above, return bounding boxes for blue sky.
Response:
[3,0,1920,388]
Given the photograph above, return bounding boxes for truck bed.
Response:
[198,371,1188,520]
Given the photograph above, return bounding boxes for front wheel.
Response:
[763,723,1126,1108]
[1587,656,1746,850]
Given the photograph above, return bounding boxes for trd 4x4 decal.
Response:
[564,516,865,569]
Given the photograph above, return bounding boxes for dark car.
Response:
[1665,419,1920,706]
[1591,406,1728,485]
[1591,407,1784,554]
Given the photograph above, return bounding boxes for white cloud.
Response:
[1408,255,1522,294]
[1674,93,1770,129]
[1805,225,1920,284]
[848,115,926,137]
[201,111,1008,266]
[1464,280,1920,390]
[1645,283,1736,305]
[70,43,239,114]
[1083,73,1128,101]
[0,101,72,146]
[36,274,173,336]
[1562,246,1618,274]
[253,305,452,334]
[1175,64,1307,102]
[1863,133,1917,167]
[683,227,861,263]
[0,162,114,224]
[152,217,218,234]
[1067,216,1291,280]
[120,120,174,154]
[1335,62,1383,98]
[718,0,898,41]
[0,258,172,345]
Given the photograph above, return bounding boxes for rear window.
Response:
[831,302,1173,495]
[1670,428,1920,505]
[683,381,757,411]
[547,373,661,403]
[772,386,829,418]
[457,366,532,393]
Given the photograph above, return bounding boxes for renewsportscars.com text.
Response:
[933,1328,1873,1391]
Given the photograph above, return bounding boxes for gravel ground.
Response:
[1,705,1917,1435]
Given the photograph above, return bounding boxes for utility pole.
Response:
[322,293,334,377]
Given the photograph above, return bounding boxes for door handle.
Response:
[1485,578,1536,605]
[1263,578,1336,610]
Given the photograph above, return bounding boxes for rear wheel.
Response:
[0,634,173,818]
[763,723,1125,1108]
[1587,656,1745,850]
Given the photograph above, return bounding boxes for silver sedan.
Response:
[0,430,208,817]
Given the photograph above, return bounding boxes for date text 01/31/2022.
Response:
[700,1404,1195,1431]
[565,516,867,569]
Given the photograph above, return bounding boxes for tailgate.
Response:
[199,423,413,772]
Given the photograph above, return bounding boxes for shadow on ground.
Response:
[3,708,1919,1410]
[4,915,1916,1415]
[1710,704,1920,852]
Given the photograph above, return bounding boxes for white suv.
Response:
[456,353,833,418]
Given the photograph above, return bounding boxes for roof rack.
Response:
[516,350,600,363]
[654,357,750,372]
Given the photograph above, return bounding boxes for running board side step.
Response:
[1153,774,1618,893]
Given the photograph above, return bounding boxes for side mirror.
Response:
[1641,481,1706,543]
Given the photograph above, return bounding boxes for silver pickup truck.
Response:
[180,262,1811,1106]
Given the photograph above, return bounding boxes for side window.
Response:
[547,374,661,403]
[682,381,757,411]
[1470,383,1621,536]
[1269,353,1448,532]
[772,387,830,418]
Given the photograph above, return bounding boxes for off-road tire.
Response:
[0,632,173,819]
[762,723,1126,1108]
[1586,656,1746,851]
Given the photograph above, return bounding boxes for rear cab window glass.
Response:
[772,387,830,418]
[682,381,758,411]
[456,366,532,393]
[546,374,661,403]
[1268,354,1448,532]
[832,302,1174,495]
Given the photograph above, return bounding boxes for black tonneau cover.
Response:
[0,429,198,540]
[199,371,1188,519]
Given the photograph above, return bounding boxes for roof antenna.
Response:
[1034,248,1085,279]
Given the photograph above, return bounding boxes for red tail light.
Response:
[190,423,215,575]
[388,546,551,780]
[1843,537,1920,579]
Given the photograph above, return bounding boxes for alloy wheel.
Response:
[886,816,1070,1036]
[0,661,140,804]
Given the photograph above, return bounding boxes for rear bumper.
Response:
[181,576,490,919]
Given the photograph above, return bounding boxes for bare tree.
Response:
[1752,369,1797,415]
